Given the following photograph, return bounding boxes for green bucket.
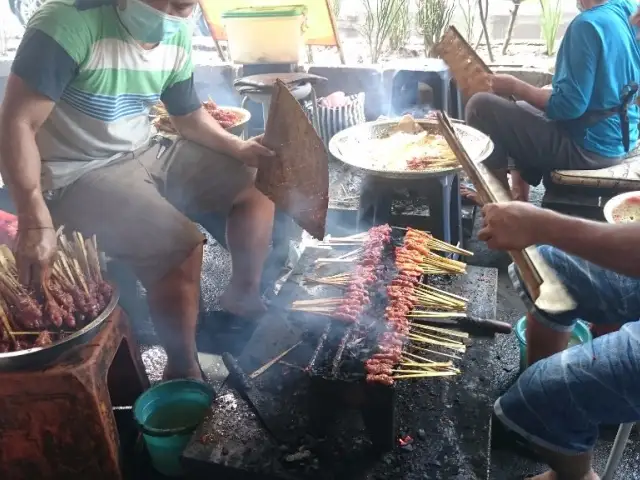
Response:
[133,379,214,477]
[515,316,593,373]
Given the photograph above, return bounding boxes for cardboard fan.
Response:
[257,80,329,240]
[435,110,575,314]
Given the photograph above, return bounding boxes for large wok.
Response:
[328,117,494,180]
[0,284,119,370]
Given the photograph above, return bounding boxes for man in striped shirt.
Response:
[0,0,276,380]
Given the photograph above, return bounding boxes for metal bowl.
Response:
[0,284,120,370]
[328,117,494,179]
[222,106,251,137]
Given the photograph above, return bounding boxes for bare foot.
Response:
[219,284,267,318]
[162,359,204,382]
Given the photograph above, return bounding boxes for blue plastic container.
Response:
[515,316,593,373]
[133,379,215,477]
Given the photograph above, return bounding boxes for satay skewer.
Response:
[393,371,458,379]
[410,322,469,339]
[411,344,461,360]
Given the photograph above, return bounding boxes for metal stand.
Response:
[356,172,463,247]
[602,423,634,480]
[239,83,321,134]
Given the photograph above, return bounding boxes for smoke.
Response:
[193,65,241,108]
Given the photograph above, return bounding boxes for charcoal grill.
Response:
[297,237,400,451]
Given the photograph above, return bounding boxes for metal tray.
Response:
[0,284,120,370]
[328,117,494,180]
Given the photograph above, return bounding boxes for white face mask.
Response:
[576,0,585,12]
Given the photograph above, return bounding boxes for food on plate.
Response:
[258,80,329,240]
[0,229,113,353]
[359,115,458,172]
[153,100,245,134]
[611,196,640,223]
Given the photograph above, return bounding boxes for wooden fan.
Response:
[257,80,329,240]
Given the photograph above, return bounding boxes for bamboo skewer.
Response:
[411,344,461,360]
[408,333,466,353]
[393,371,458,379]
[410,322,469,339]
[250,341,302,379]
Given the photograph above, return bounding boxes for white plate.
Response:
[603,191,640,224]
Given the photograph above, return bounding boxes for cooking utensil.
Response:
[0,283,120,370]
[328,117,493,180]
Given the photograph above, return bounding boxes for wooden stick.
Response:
[417,284,469,302]
[393,371,458,379]
[407,312,466,318]
[392,368,450,374]
[249,341,302,379]
[292,298,342,305]
[403,350,436,364]
[408,333,466,352]
[410,322,469,339]
[411,344,461,360]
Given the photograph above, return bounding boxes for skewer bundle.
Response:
[0,228,113,353]
[366,229,473,385]
[292,224,392,322]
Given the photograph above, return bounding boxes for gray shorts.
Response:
[464,92,621,186]
[47,139,255,286]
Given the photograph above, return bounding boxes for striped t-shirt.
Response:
[11,0,201,189]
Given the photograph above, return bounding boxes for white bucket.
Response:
[222,5,307,65]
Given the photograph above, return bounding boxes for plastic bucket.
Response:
[133,379,215,477]
[515,316,593,373]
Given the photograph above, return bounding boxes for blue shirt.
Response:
[547,0,640,158]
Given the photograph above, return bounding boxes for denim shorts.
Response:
[496,245,640,454]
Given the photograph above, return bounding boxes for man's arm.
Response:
[1,6,89,225]
[169,104,244,157]
[537,211,640,277]
[0,75,56,226]
[544,20,600,120]
[480,202,640,278]
[513,83,552,112]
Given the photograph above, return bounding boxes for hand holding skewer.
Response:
[15,222,57,289]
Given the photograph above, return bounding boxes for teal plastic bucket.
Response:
[133,379,214,477]
[515,316,593,373]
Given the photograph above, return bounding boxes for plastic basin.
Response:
[133,379,215,477]
[515,316,593,373]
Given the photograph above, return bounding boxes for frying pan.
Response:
[328,117,494,180]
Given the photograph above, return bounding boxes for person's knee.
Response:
[464,92,497,126]
[233,185,274,211]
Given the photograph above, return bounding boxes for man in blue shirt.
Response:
[465,0,640,203]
